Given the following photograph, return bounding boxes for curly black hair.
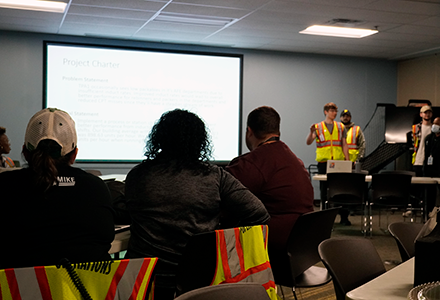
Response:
[144,109,212,171]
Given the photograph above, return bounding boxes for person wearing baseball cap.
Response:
[0,108,115,269]
[340,109,366,163]
[412,105,433,176]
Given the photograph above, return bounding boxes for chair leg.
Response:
[369,204,373,237]
[378,209,382,230]
[362,205,368,237]
[278,284,285,300]
[292,286,298,300]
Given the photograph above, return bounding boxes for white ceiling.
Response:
[1,0,440,60]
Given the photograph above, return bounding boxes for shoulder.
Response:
[60,166,108,188]
[126,162,144,178]
[0,167,30,181]
[426,133,435,141]
[228,152,251,166]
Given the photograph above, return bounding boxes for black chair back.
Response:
[371,173,412,205]
[388,221,424,262]
[318,238,386,300]
[327,173,367,204]
[174,283,270,300]
[175,231,217,296]
[287,207,339,280]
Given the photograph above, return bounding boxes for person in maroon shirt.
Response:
[226,106,314,284]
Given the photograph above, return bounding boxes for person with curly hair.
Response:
[0,126,15,168]
[124,109,270,300]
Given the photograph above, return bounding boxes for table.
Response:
[312,174,440,184]
[346,257,414,300]
[100,174,127,181]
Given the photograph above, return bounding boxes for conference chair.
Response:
[175,225,275,299]
[318,238,386,300]
[325,172,369,235]
[308,164,320,207]
[174,283,270,300]
[175,230,217,296]
[277,207,339,300]
[388,221,424,262]
[370,172,415,232]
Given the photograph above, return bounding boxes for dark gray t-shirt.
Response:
[325,121,347,138]
[125,161,270,264]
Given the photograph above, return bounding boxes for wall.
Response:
[397,54,440,106]
[0,30,397,181]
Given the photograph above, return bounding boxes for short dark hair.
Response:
[0,127,5,136]
[323,102,338,112]
[247,106,280,139]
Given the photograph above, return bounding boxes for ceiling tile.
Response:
[0,0,439,59]
[68,5,156,20]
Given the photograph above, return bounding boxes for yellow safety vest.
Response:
[2,157,15,168]
[315,121,345,162]
[0,258,157,300]
[412,124,420,164]
[346,125,360,162]
[211,225,280,300]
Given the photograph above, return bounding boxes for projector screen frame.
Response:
[43,41,243,165]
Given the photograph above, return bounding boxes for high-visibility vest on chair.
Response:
[211,225,279,300]
[0,257,157,300]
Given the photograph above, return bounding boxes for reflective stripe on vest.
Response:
[4,157,15,168]
[346,126,360,162]
[0,258,157,300]
[412,124,419,164]
[315,121,345,162]
[211,225,279,300]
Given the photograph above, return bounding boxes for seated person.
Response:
[124,109,270,300]
[0,126,16,168]
[226,106,314,283]
[0,108,115,269]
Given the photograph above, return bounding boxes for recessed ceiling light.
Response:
[300,25,378,38]
[0,0,67,13]
[154,13,235,27]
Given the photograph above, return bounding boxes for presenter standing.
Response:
[306,102,350,224]
[412,105,433,176]
[340,109,365,162]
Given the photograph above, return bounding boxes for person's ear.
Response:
[69,148,78,165]
[22,144,29,161]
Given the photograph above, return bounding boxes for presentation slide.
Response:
[45,43,242,162]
